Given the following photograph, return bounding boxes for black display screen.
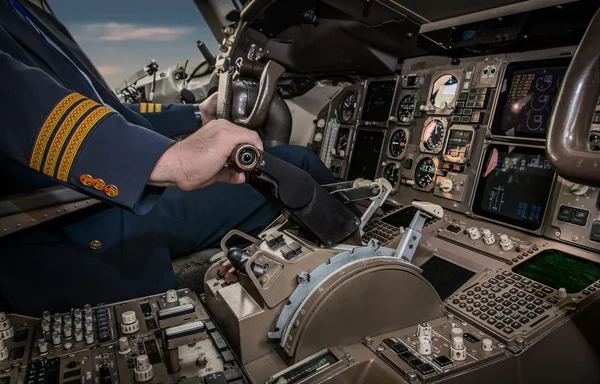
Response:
[491,58,569,139]
[420,256,476,300]
[513,250,600,293]
[347,130,384,181]
[360,80,396,122]
[275,352,338,382]
[382,206,437,229]
[472,145,555,231]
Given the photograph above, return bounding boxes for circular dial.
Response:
[414,157,437,189]
[338,92,357,123]
[388,129,408,158]
[396,95,416,123]
[590,131,600,151]
[383,163,400,187]
[422,119,446,151]
[535,74,553,92]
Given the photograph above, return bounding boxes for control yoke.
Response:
[229,144,360,245]
[547,8,600,186]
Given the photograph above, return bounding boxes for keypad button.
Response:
[495,275,506,280]
[517,291,526,298]
[489,278,499,284]
[460,295,467,300]
[582,290,590,295]
[503,327,514,334]
[503,309,512,315]
[480,306,489,312]
[522,279,532,285]
[495,322,505,330]
[534,307,545,315]
[487,318,497,325]
[510,312,521,320]
[474,286,482,292]
[526,304,536,310]
[502,292,511,299]
[480,314,489,320]
[517,299,527,306]
[518,308,529,315]
[527,312,538,319]
[489,301,498,307]
[542,287,554,294]
[481,290,489,295]
[510,304,519,311]
[534,291,547,298]
[520,317,530,324]
[512,275,522,281]
[452,299,460,304]
[525,295,535,302]
[542,303,552,310]
[498,282,508,289]
[467,291,475,296]
[509,296,519,303]
[503,300,512,307]
[589,287,596,292]
[509,288,518,294]
[503,317,513,324]
[466,306,474,312]
[467,298,474,304]
[488,293,497,299]
[482,282,492,288]
[547,298,559,304]
[459,303,466,308]
[533,299,543,306]
[474,302,482,308]
[491,287,501,293]
[524,287,535,294]
[473,310,482,317]
[532,283,542,289]
[502,271,512,276]
[474,294,481,300]
[495,313,505,320]
[512,322,522,329]
[488,309,497,316]
[505,278,515,285]
[481,298,489,304]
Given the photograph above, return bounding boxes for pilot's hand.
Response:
[198,92,218,125]
[148,119,263,189]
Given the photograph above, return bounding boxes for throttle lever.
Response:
[228,144,360,245]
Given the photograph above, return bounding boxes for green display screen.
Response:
[381,206,436,229]
[513,249,600,293]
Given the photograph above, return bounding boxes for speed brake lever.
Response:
[228,144,360,245]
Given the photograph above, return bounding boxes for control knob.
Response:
[482,229,495,245]
[53,313,62,325]
[121,311,140,335]
[418,337,432,355]
[438,178,454,193]
[74,329,83,342]
[417,322,432,339]
[52,331,62,347]
[84,319,93,332]
[38,339,48,354]
[482,339,493,352]
[63,324,73,338]
[568,183,589,196]
[85,331,94,345]
[74,319,83,330]
[559,288,568,298]
[0,338,8,362]
[467,227,481,240]
[165,289,178,303]
[41,319,51,333]
[73,309,82,320]
[53,322,62,333]
[499,234,513,251]
[118,337,131,354]
[42,311,51,322]
[0,312,14,341]
[450,336,467,361]
[134,355,154,382]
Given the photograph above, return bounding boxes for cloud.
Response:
[76,22,196,42]
[96,65,123,77]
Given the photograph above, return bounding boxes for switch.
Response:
[121,311,140,335]
[557,206,572,222]
[165,289,178,304]
[482,229,495,245]
[100,364,112,384]
[568,183,589,196]
[118,337,131,354]
[438,178,454,193]
[418,337,432,355]
[289,242,303,256]
[403,158,414,170]
[467,227,481,240]
[266,231,284,247]
[570,209,589,226]
[417,323,432,339]
[0,338,7,362]
[64,342,73,350]
[499,234,513,251]
[38,339,48,354]
[203,372,228,384]
[0,312,13,341]
[450,336,467,361]
[482,339,493,352]
[590,221,600,243]
[134,355,154,383]
[451,327,463,339]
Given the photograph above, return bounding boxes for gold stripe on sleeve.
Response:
[148,103,155,113]
[140,103,147,113]
[30,93,85,170]
[155,104,162,113]
[42,99,98,177]
[56,107,113,182]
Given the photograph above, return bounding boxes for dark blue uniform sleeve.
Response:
[124,103,199,138]
[0,49,175,214]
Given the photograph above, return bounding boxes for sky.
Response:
[50,0,220,88]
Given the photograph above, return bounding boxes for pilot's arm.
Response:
[0,49,261,214]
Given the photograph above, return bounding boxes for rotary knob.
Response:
[417,322,432,339]
[482,229,495,245]
[42,311,52,322]
[74,329,83,342]
[121,311,140,335]
[165,289,178,303]
[74,319,83,331]
[450,336,466,361]
[63,324,73,338]
[558,287,568,298]
[118,337,131,354]
[134,355,154,382]
[0,312,14,341]
[0,338,8,362]
[85,331,94,345]
[499,234,513,251]
[482,338,493,352]
[41,319,51,333]
[568,183,589,196]
[52,331,62,347]
[38,339,48,354]
[467,227,481,240]
[418,337,432,355]
[73,309,82,320]
[438,178,454,193]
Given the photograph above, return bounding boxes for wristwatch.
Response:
[193,104,203,127]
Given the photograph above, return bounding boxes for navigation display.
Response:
[491,58,569,139]
[472,145,555,231]
[347,129,384,181]
[513,250,600,293]
[361,80,396,122]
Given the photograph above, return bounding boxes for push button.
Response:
[590,221,600,243]
[557,206,572,222]
[570,209,589,226]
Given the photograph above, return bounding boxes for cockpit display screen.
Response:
[472,145,555,231]
[491,58,569,139]
[361,80,396,122]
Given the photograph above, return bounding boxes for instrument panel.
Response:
[313,45,600,258]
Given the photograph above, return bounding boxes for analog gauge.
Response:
[421,119,446,152]
[388,129,408,158]
[430,74,458,110]
[414,157,437,189]
[338,91,357,123]
[396,94,416,123]
[535,74,553,92]
[590,131,600,151]
[383,163,400,188]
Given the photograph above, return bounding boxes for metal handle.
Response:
[234,60,285,128]
[546,8,600,186]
